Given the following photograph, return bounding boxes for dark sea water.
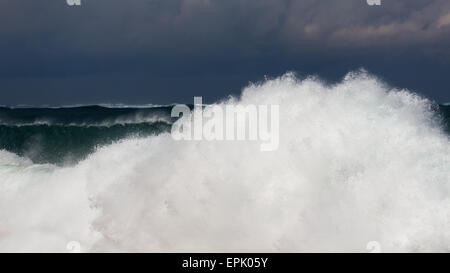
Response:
[440,104,450,134]
[0,105,174,164]
[0,104,449,165]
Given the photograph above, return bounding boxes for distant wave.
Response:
[0,71,449,252]
[0,105,175,126]
[0,105,175,164]
[0,103,176,109]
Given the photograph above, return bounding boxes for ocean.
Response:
[0,105,175,165]
[1,71,449,252]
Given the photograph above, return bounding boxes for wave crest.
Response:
[0,71,449,252]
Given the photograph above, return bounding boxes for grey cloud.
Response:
[1,0,449,56]
[0,0,449,105]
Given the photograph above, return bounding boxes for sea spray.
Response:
[0,71,449,252]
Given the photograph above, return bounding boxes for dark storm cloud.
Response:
[2,0,449,54]
[0,0,449,105]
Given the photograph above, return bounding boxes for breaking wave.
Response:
[0,71,449,252]
[0,105,174,164]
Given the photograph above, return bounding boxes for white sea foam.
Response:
[0,71,449,252]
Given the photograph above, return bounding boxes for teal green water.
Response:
[0,106,173,164]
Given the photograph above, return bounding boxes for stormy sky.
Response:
[0,0,449,105]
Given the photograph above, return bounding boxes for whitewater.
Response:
[0,71,449,252]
